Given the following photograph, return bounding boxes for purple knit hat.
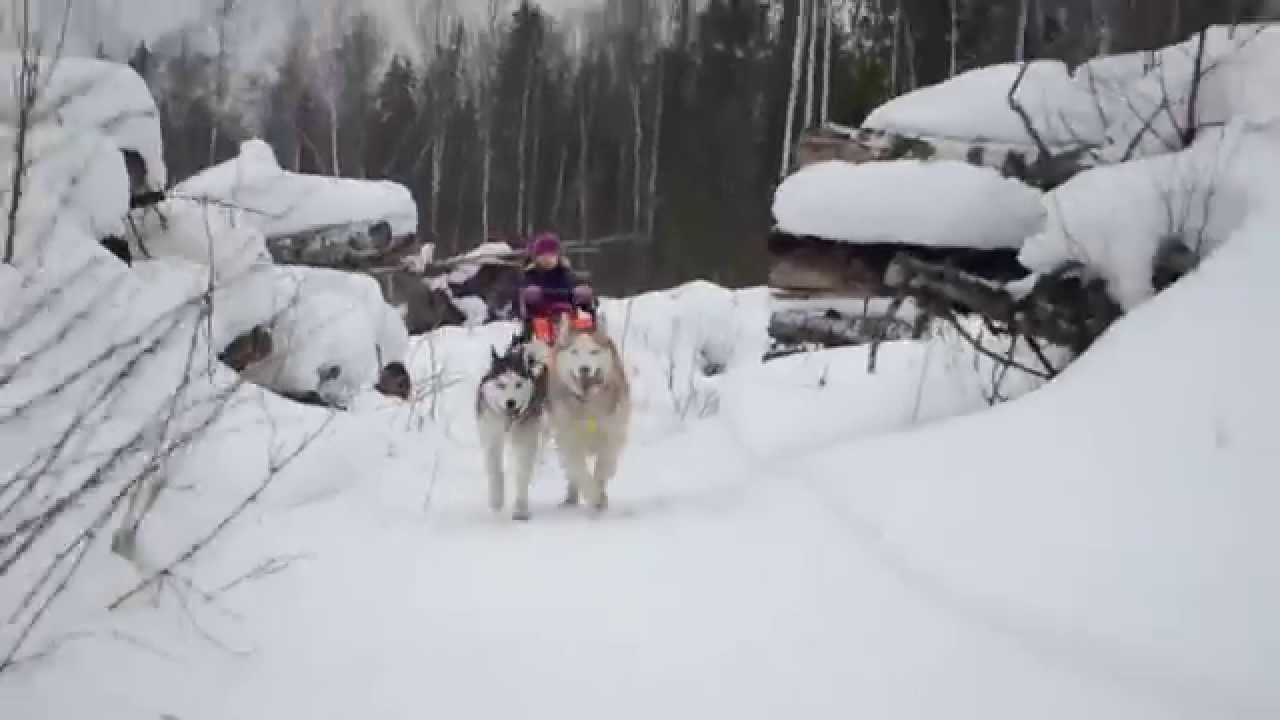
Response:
[531,232,561,258]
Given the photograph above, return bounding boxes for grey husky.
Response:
[475,340,547,521]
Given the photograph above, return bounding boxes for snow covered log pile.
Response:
[174,139,420,270]
[0,55,415,413]
[0,53,168,260]
[771,24,1280,358]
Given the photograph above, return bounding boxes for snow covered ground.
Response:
[4,21,1279,720]
[3,245,1277,718]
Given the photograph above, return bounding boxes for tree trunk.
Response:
[821,0,833,124]
[516,60,534,236]
[647,52,665,240]
[482,119,492,242]
[329,98,341,176]
[1016,0,1030,62]
[949,0,958,77]
[631,82,644,231]
[805,0,820,128]
[551,144,568,229]
[889,2,901,94]
[529,74,544,236]
[431,130,447,236]
[781,0,809,179]
[578,85,591,242]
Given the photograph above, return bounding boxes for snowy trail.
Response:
[2,412,1189,720]
[5,264,1279,720]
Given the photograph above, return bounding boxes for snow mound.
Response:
[864,61,1105,150]
[773,159,1045,249]
[1080,25,1280,161]
[1021,118,1279,309]
[0,53,166,190]
[175,138,418,239]
[237,266,410,405]
[0,124,128,259]
[125,196,272,283]
[790,203,1280,717]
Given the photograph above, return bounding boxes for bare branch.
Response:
[108,413,335,611]
[1007,62,1053,161]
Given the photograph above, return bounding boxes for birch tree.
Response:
[780,0,809,178]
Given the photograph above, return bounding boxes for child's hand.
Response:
[572,285,593,304]
[521,286,544,305]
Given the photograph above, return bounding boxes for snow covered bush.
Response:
[1079,25,1280,161]
[1022,118,1279,310]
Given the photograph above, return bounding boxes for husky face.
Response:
[553,328,615,395]
[480,347,537,419]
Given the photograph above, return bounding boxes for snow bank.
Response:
[236,266,409,405]
[773,159,1045,250]
[722,316,1054,459]
[0,53,166,190]
[1080,25,1280,161]
[0,124,129,259]
[864,61,1105,150]
[176,138,418,239]
[596,282,772,433]
[1021,118,1279,309]
[787,202,1280,717]
[125,196,272,282]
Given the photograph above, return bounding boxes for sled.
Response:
[530,305,596,344]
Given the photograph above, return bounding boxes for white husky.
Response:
[546,317,631,511]
[476,342,546,521]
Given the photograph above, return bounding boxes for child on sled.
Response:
[519,232,596,345]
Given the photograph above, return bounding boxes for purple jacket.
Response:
[521,262,582,318]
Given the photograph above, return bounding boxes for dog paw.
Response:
[560,493,580,507]
[512,507,531,522]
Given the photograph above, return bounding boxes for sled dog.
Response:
[476,341,547,521]
[546,316,631,511]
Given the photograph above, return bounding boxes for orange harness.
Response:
[531,310,594,345]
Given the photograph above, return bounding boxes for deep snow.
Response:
[5,21,1280,720]
[3,242,1277,718]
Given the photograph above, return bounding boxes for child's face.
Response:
[535,253,558,269]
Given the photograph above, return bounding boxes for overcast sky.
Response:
[25,0,606,59]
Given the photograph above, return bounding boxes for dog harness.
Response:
[530,307,596,345]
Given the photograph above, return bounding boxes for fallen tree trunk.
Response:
[768,230,1028,299]
[885,253,1122,356]
[795,125,1094,190]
